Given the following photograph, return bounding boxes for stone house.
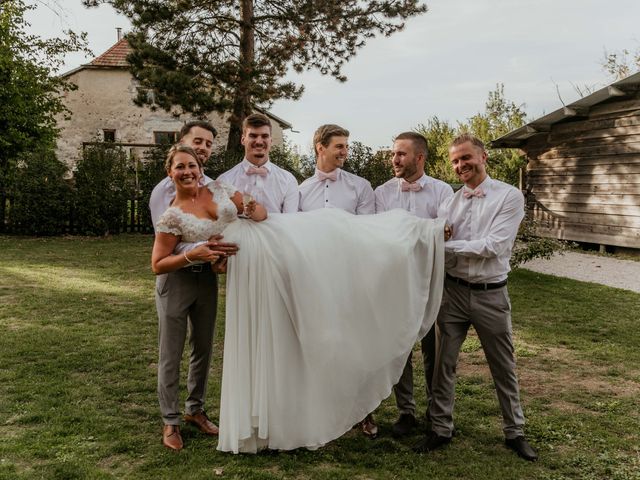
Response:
[57,35,291,168]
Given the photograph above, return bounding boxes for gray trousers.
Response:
[393,324,436,418]
[155,268,218,425]
[430,278,525,439]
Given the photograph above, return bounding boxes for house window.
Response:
[154,131,179,145]
[103,129,116,142]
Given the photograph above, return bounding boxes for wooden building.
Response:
[492,72,640,250]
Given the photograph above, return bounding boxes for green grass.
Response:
[1,235,639,479]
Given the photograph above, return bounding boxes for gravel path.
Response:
[520,251,640,293]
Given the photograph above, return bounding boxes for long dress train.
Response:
[217,208,444,453]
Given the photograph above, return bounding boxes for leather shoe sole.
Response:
[162,425,183,451]
[505,436,538,461]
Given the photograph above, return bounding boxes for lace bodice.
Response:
[156,181,239,242]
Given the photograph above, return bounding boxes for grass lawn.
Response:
[1,235,639,480]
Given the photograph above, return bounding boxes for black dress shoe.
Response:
[412,431,451,453]
[392,413,417,438]
[505,436,538,461]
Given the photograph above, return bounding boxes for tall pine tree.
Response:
[83,0,427,149]
[0,0,88,229]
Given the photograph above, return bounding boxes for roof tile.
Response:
[89,38,131,67]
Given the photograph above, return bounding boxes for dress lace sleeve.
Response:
[155,208,183,236]
[207,180,238,200]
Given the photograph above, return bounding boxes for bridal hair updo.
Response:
[165,144,203,173]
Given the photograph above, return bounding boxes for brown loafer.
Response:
[162,425,183,451]
[360,413,378,438]
[184,410,219,436]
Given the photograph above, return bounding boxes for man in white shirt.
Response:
[298,124,375,215]
[149,120,236,451]
[150,121,215,226]
[298,124,376,436]
[374,132,453,437]
[217,113,299,213]
[413,134,537,462]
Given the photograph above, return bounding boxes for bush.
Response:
[7,150,72,235]
[510,214,574,268]
[74,144,132,235]
[268,144,305,182]
[206,147,244,179]
[333,141,392,189]
[137,145,171,230]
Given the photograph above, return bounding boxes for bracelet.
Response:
[183,251,194,264]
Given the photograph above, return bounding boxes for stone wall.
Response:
[56,67,286,169]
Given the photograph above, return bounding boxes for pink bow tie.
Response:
[463,187,485,199]
[317,170,337,182]
[401,180,422,192]
[246,166,268,177]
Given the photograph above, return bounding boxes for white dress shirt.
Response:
[437,176,524,283]
[217,159,299,213]
[374,174,453,219]
[298,168,375,214]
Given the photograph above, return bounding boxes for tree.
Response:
[83,0,427,150]
[0,0,88,230]
[342,141,392,189]
[74,145,132,235]
[602,46,640,81]
[7,149,72,235]
[416,116,457,184]
[416,84,527,187]
[463,84,527,186]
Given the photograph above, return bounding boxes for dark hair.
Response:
[242,113,272,132]
[451,133,485,151]
[164,144,203,173]
[313,124,350,156]
[179,120,217,140]
[394,131,428,157]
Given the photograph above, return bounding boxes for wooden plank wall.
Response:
[523,97,640,248]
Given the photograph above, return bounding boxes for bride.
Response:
[152,144,446,454]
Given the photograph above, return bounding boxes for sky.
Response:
[27,0,640,153]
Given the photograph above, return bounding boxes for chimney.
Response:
[116,27,122,41]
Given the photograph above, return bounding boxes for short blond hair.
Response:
[451,133,485,151]
[313,124,349,156]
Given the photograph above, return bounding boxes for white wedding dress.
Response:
[157,181,445,454]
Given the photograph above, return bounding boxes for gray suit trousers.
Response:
[156,268,218,425]
[393,324,436,417]
[430,278,525,439]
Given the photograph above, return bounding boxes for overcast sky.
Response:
[28,0,640,152]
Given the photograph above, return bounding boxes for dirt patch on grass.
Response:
[458,342,640,409]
